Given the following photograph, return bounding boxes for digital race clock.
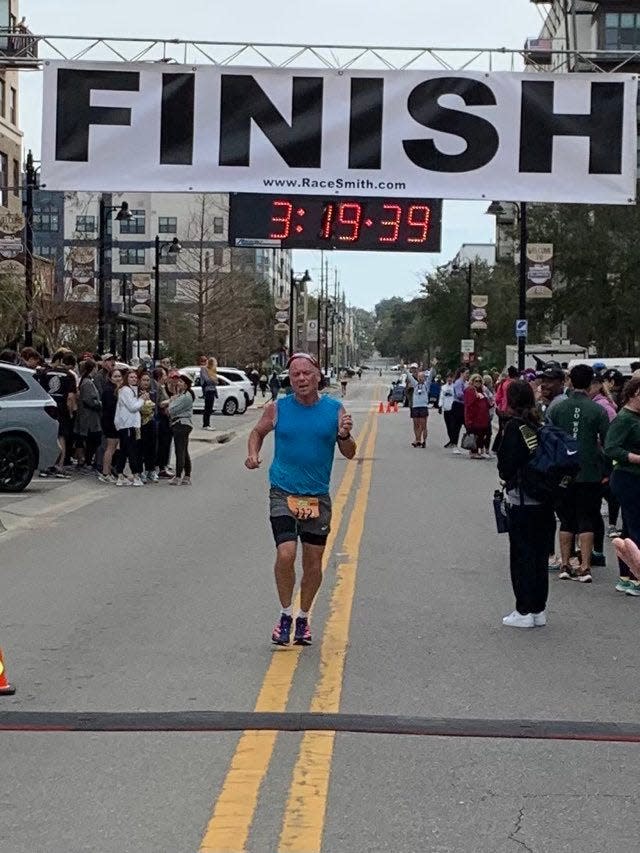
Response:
[228,193,442,252]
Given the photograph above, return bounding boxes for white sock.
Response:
[281,606,293,617]
[298,609,309,619]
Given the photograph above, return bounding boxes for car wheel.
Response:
[0,435,36,493]
[222,397,239,416]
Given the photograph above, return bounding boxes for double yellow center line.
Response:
[200,394,380,853]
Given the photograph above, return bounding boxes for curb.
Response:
[191,430,235,445]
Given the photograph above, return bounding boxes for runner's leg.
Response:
[300,542,325,612]
[275,541,297,608]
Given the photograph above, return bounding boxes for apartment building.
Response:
[0,0,24,215]
[32,191,292,307]
[525,1,640,74]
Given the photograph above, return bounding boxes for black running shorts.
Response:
[269,487,331,547]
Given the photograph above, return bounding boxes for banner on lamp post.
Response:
[470,294,488,330]
[306,319,319,342]
[526,243,554,299]
[131,273,151,316]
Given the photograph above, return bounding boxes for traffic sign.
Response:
[460,339,474,353]
[274,322,289,332]
[515,319,528,338]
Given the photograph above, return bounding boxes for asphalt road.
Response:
[1,375,639,853]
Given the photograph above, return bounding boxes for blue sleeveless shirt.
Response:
[269,394,342,496]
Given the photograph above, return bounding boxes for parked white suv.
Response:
[179,368,248,416]
[215,367,255,407]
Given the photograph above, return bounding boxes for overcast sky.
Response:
[21,0,548,310]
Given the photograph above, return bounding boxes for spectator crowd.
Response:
[0,346,199,486]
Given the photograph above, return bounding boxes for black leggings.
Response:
[83,431,102,468]
[116,428,142,476]
[172,423,192,478]
[507,504,554,615]
[443,410,457,444]
[451,401,465,443]
[203,390,217,428]
[157,417,172,470]
[140,421,157,473]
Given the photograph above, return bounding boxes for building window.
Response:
[213,247,223,266]
[158,216,177,234]
[12,159,19,197]
[604,12,640,50]
[119,248,146,265]
[35,245,57,260]
[120,209,146,235]
[213,216,224,234]
[159,251,178,265]
[9,88,16,125]
[34,205,60,232]
[75,215,96,234]
[0,80,5,118]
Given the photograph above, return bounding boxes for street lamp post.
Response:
[466,262,473,341]
[487,200,528,373]
[517,202,528,374]
[154,236,181,364]
[288,269,311,359]
[98,199,131,354]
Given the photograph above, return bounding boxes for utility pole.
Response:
[317,250,323,363]
[23,150,35,347]
[518,202,528,373]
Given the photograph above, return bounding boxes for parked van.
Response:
[566,357,639,378]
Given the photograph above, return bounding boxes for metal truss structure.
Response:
[2,33,640,74]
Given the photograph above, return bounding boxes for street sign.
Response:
[274,297,288,311]
[233,237,281,248]
[515,319,528,338]
[274,322,289,332]
[275,310,289,322]
[460,339,474,353]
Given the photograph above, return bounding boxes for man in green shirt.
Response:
[548,364,610,582]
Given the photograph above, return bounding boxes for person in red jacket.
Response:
[464,373,491,458]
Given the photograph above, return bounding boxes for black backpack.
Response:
[518,423,581,503]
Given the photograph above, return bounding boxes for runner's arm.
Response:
[245,402,276,469]
[337,406,356,460]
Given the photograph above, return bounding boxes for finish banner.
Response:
[41,61,638,204]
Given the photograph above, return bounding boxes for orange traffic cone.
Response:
[386,401,392,413]
[378,401,385,414]
[0,648,15,695]
[393,402,399,413]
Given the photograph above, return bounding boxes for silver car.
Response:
[0,364,60,492]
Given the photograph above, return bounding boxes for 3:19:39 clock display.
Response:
[228,193,442,252]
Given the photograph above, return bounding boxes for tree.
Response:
[0,272,25,347]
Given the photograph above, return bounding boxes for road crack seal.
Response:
[508,807,534,853]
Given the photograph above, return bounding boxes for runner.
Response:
[339,369,349,398]
[245,353,356,646]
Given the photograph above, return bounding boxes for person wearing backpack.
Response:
[548,364,610,583]
[497,381,556,628]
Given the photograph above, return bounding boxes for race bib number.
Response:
[287,496,320,519]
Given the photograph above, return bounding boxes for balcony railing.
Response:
[0,27,39,66]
